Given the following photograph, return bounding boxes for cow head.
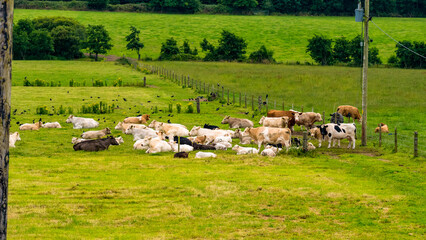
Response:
[105,128,111,134]
[319,125,328,139]
[258,116,265,125]
[189,126,201,136]
[66,115,74,123]
[148,120,157,129]
[231,145,240,151]
[221,116,230,124]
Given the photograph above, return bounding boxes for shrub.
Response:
[186,102,194,113]
[201,30,247,61]
[58,105,66,115]
[153,106,158,113]
[333,37,351,63]
[23,78,32,86]
[36,105,49,115]
[88,0,109,10]
[168,103,173,113]
[93,79,104,87]
[68,107,74,114]
[306,34,334,66]
[395,40,425,68]
[113,77,123,87]
[249,45,275,63]
[81,101,114,114]
[176,103,182,113]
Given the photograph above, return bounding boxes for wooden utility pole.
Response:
[0,0,13,238]
[361,0,369,146]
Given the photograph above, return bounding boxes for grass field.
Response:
[14,9,426,62]
[8,60,425,239]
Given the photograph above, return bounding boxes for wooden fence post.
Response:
[322,111,325,124]
[244,94,247,108]
[303,132,308,152]
[379,124,382,147]
[258,96,262,112]
[394,127,398,153]
[196,98,200,114]
[143,77,146,87]
[414,131,418,157]
[239,92,242,106]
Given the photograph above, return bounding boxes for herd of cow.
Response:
[8,104,385,158]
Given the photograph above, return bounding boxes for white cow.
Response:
[195,152,217,158]
[139,137,172,154]
[125,125,158,141]
[66,115,99,129]
[9,132,21,148]
[232,145,259,155]
[259,116,289,128]
[158,122,189,140]
[42,122,62,128]
[168,141,194,153]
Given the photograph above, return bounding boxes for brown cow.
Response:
[267,110,297,131]
[123,114,150,124]
[337,105,361,122]
[243,127,292,151]
[374,123,389,133]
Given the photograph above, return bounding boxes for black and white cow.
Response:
[330,112,344,124]
[319,123,356,149]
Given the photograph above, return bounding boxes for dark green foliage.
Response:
[51,26,83,59]
[218,0,258,12]
[125,26,144,60]
[387,54,398,66]
[36,106,50,115]
[201,30,247,62]
[81,101,115,114]
[93,79,105,87]
[86,25,113,61]
[186,102,194,113]
[395,41,425,68]
[249,45,275,63]
[369,47,382,65]
[333,37,351,63]
[306,34,334,66]
[148,0,201,13]
[348,35,382,67]
[28,30,54,60]
[88,0,109,10]
[159,38,199,61]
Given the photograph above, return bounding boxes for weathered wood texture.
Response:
[0,0,13,238]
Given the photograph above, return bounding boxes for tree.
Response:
[0,0,13,238]
[349,35,381,66]
[125,26,144,60]
[200,30,247,61]
[88,0,109,10]
[51,26,82,59]
[13,19,34,60]
[219,0,258,12]
[249,45,275,63]
[395,40,425,68]
[306,34,334,65]
[159,38,180,60]
[333,37,351,63]
[86,25,113,61]
[28,30,54,60]
[149,0,201,13]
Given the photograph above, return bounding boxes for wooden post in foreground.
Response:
[0,1,13,237]
[361,0,370,146]
[303,132,308,152]
[414,131,418,157]
[196,98,200,114]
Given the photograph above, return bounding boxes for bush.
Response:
[306,34,334,66]
[113,77,123,87]
[81,101,114,114]
[333,37,351,63]
[88,0,109,10]
[186,102,194,113]
[201,30,247,61]
[395,40,425,68]
[249,45,275,63]
[148,0,201,13]
[36,106,49,115]
[58,105,66,115]
[168,103,173,113]
[92,79,104,87]
[176,103,182,113]
[159,38,199,61]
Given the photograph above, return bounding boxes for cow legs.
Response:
[327,139,332,148]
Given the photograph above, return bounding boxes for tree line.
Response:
[15,0,425,17]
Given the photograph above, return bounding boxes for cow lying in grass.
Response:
[66,115,99,129]
[221,116,253,128]
[42,122,62,128]
[19,121,42,130]
[73,136,119,152]
[375,123,389,133]
[81,128,111,139]
[123,114,150,124]
[232,145,259,155]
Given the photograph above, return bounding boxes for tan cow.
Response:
[259,116,289,128]
[295,112,322,130]
[19,121,42,130]
[375,123,389,133]
[337,105,362,122]
[243,127,291,151]
[266,110,297,131]
[123,114,150,124]
[221,116,253,128]
[81,128,111,139]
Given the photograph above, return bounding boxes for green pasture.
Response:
[8,60,425,239]
[14,9,426,62]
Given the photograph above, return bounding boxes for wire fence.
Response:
[137,61,423,158]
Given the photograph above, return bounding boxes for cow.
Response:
[168,141,194,153]
[307,142,316,151]
[318,123,357,149]
[337,105,362,122]
[192,143,216,150]
[260,145,280,157]
[172,136,193,146]
[203,124,219,130]
[81,128,111,139]
[158,122,189,140]
[243,127,292,151]
[214,143,228,150]
[42,122,61,128]
[148,120,187,131]
[195,152,217,158]
[9,132,21,148]
[19,121,42,130]
[330,112,344,124]
[73,136,123,145]
[213,135,232,144]
[125,125,158,141]
[174,152,189,158]
[259,116,289,128]
[295,112,323,130]
[189,127,230,143]
[66,115,99,129]
[221,116,254,129]
[375,123,389,133]
[232,145,259,155]
[73,136,119,151]
[115,122,146,133]
[138,136,172,154]
[309,127,339,148]
[123,114,150,124]
[266,110,297,131]
[234,128,252,145]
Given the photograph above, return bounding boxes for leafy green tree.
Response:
[395,41,425,68]
[306,34,334,65]
[349,35,382,66]
[249,45,275,63]
[218,0,258,12]
[333,37,351,63]
[28,30,54,59]
[88,0,109,10]
[86,25,113,61]
[369,47,382,65]
[13,19,34,60]
[201,30,247,61]
[149,0,201,13]
[51,26,82,59]
[125,26,144,60]
[159,38,180,60]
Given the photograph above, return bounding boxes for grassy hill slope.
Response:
[14,9,426,62]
